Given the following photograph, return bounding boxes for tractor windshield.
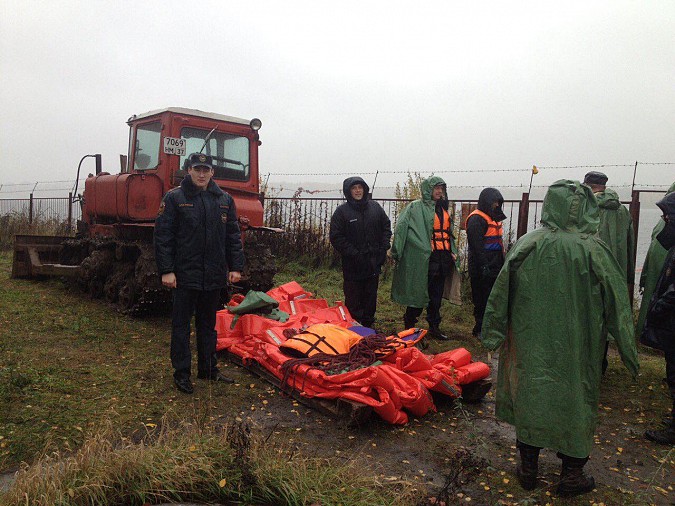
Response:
[179,127,250,181]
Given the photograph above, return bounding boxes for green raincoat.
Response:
[390,176,460,307]
[636,181,675,335]
[482,180,639,458]
[595,188,635,285]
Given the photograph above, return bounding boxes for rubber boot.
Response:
[556,454,595,497]
[428,325,449,341]
[515,441,540,490]
[645,416,675,445]
[404,317,417,330]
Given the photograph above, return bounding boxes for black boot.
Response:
[556,454,595,497]
[404,317,417,330]
[645,417,675,445]
[516,441,540,491]
[428,325,449,341]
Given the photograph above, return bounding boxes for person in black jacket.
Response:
[329,177,392,329]
[466,188,507,337]
[642,191,675,445]
[154,152,245,394]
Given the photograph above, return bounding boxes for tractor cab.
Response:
[121,107,264,227]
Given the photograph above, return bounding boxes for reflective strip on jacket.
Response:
[465,209,504,252]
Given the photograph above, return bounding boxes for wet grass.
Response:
[0,251,673,505]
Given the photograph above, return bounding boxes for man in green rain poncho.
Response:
[583,171,635,374]
[481,180,639,498]
[636,182,675,337]
[390,176,461,340]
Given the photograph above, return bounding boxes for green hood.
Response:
[541,179,599,234]
[595,188,621,210]
[668,182,675,194]
[421,176,446,203]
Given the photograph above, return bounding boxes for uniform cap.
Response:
[186,152,213,170]
[583,171,608,185]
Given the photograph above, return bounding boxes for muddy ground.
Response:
[209,350,674,506]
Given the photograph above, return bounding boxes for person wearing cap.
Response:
[391,175,461,341]
[465,188,507,338]
[641,191,675,445]
[154,152,245,394]
[583,171,635,374]
[481,180,638,497]
[329,177,392,329]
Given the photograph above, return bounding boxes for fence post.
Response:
[517,192,530,239]
[29,193,34,228]
[67,192,73,234]
[628,190,641,306]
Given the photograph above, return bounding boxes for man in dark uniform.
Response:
[154,152,245,394]
[642,192,675,445]
[330,176,392,329]
[466,188,507,337]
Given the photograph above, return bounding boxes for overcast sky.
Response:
[1,0,673,199]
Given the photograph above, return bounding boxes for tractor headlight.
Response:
[250,118,262,131]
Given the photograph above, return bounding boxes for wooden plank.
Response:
[222,351,374,426]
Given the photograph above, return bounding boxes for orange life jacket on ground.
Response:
[432,208,452,251]
[465,209,504,252]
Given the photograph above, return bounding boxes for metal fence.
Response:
[262,196,531,264]
[0,190,662,271]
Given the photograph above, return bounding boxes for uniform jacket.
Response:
[481,180,639,458]
[329,177,392,281]
[641,191,675,352]
[466,187,506,279]
[154,175,245,291]
[390,176,461,308]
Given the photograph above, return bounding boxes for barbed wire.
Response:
[0,179,86,187]
[534,164,634,169]
[264,183,672,194]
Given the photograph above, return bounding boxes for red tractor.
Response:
[12,107,278,313]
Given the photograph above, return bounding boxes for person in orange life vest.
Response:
[399,179,457,340]
[466,188,507,337]
[330,177,392,329]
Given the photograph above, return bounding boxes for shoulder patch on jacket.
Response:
[157,201,165,216]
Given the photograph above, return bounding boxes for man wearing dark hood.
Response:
[465,188,507,337]
[642,192,675,445]
[330,177,392,329]
[636,182,675,337]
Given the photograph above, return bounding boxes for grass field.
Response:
[0,252,673,505]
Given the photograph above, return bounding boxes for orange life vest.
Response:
[465,209,504,252]
[280,324,362,358]
[279,324,427,359]
[431,208,453,251]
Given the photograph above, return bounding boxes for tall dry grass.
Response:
[1,414,418,506]
[0,212,71,250]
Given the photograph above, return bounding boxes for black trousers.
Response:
[171,287,221,380]
[404,271,446,328]
[343,276,380,328]
[470,275,496,336]
[666,348,675,419]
